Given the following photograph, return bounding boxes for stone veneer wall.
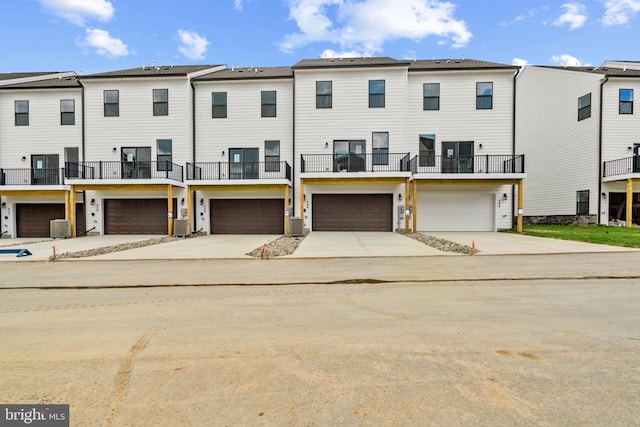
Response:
[522,215,597,226]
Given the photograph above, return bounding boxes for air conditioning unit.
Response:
[289,217,304,237]
[50,219,71,239]
[173,219,190,237]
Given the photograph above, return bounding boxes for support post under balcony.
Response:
[69,185,76,238]
[517,179,523,233]
[187,185,193,237]
[404,178,410,234]
[412,179,417,233]
[167,184,173,236]
[284,185,289,236]
[626,179,633,228]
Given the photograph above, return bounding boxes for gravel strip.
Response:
[246,235,307,258]
[403,232,478,254]
[51,236,182,260]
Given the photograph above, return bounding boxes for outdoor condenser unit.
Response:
[173,219,190,237]
[50,219,71,239]
[289,217,304,237]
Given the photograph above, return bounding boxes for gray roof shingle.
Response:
[79,65,224,79]
[536,65,640,77]
[0,75,81,89]
[409,58,520,71]
[194,66,293,81]
[293,57,410,69]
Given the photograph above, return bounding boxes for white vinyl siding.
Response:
[408,70,515,158]
[295,67,408,160]
[516,66,601,216]
[601,78,640,163]
[0,88,82,169]
[194,79,293,170]
[82,77,192,166]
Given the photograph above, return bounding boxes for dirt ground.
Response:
[1,263,639,425]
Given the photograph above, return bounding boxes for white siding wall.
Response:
[82,77,192,165]
[0,88,82,168]
[194,78,294,164]
[407,70,515,155]
[294,66,408,225]
[601,77,640,162]
[516,67,602,216]
[295,67,408,156]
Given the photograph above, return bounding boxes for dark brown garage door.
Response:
[210,199,283,234]
[17,204,85,237]
[312,194,392,231]
[104,199,172,235]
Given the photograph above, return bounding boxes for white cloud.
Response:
[79,28,128,57]
[279,0,472,56]
[234,0,245,11]
[320,48,368,58]
[178,30,210,60]
[602,0,640,25]
[41,0,114,26]
[512,58,528,66]
[551,54,587,66]
[553,3,588,29]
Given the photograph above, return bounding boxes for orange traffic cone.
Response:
[470,241,476,256]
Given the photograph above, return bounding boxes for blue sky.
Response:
[1,0,639,74]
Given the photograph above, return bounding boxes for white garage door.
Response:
[417,192,495,231]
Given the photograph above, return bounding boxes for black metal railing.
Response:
[186,161,291,181]
[0,168,64,185]
[410,154,525,174]
[603,156,640,178]
[64,161,183,182]
[300,153,411,173]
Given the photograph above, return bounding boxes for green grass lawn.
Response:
[503,224,640,248]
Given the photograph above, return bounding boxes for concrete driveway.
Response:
[0,231,637,262]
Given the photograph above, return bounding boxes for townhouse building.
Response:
[407,59,523,232]
[0,71,83,238]
[294,57,524,233]
[516,62,640,227]
[0,57,526,238]
[69,65,224,236]
[190,66,294,235]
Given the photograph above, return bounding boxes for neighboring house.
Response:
[293,57,524,233]
[70,64,225,237]
[408,59,524,232]
[516,63,640,227]
[0,72,82,238]
[190,66,294,235]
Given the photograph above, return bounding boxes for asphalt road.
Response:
[2,252,640,288]
[1,254,639,426]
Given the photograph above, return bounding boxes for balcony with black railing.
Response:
[0,168,65,186]
[603,156,640,178]
[186,161,291,181]
[300,153,411,173]
[410,154,525,175]
[64,161,184,182]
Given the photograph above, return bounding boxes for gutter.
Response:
[598,76,608,224]
[511,67,521,229]
[292,72,296,217]
[190,79,197,232]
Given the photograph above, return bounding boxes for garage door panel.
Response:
[17,204,85,237]
[312,194,392,231]
[104,199,169,235]
[211,199,283,234]
[417,192,494,231]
